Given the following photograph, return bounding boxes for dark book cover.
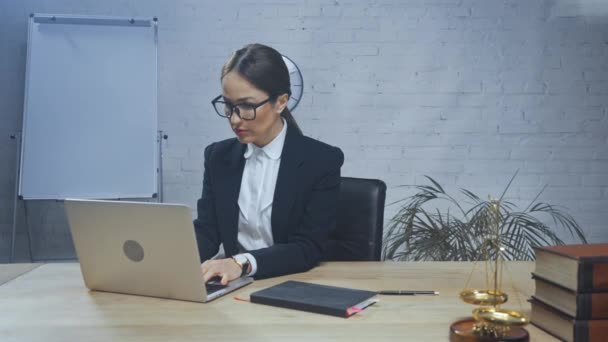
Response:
[249,280,378,318]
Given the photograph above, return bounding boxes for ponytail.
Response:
[281,107,302,135]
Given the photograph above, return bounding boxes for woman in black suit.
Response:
[196,44,344,283]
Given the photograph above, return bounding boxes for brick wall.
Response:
[1,0,607,261]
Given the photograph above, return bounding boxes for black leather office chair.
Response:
[323,177,387,261]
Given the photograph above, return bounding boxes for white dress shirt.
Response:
[236,120,287,276]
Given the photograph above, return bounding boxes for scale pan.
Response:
[460,289,508,306]
[473,307,529,327]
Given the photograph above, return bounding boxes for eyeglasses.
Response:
[211,95,274,121]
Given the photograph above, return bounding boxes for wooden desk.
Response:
[0,262,556,341]
[0,263,41,286]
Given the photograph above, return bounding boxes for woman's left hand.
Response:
[201,258,242,285]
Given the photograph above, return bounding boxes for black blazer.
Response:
[193,126,344,279]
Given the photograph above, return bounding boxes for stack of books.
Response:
[531,244,608,342]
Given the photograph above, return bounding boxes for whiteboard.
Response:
[19,14,158,200]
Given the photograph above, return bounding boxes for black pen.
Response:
[378,290,439,295]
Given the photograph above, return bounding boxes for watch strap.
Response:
[232,255,250,277]
[240,259,250,277]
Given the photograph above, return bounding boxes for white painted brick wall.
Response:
[1,0,607,261]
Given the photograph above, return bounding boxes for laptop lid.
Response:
[64,199,252,303]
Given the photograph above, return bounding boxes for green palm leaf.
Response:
[383,174,587,261]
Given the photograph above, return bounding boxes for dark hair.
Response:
[221,43,302,135]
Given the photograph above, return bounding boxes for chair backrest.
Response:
[323,177,387,261]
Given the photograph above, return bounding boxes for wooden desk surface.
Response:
[0,263,41,286]
[0,262,556,341]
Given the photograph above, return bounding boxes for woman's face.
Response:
[221,71,287,147]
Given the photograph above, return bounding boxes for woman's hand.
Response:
[201,258,242,285]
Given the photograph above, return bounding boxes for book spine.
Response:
[579,293,608,320]
[250,295,347,318]
[580,262,594,292]
[574,320,608,342]
[579,294,591,320]
[574,321,589,342]
[579,262,608,292]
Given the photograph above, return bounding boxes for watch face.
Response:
[282,55,303,112]
[234,254,248,264]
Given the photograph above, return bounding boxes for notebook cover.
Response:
[249,280,377,318]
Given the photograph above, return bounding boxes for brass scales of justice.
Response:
[450,200,530,342]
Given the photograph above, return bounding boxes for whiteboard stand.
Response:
[9,132,166,263]
[9,132,33,263]
[8,14,161,262]
[157,130,168,203]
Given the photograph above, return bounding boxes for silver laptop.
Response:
[64,199,253,302]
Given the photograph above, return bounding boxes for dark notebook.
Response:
[249,280,378,318]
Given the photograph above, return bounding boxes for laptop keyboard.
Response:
[205,282,228,294]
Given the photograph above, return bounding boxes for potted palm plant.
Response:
[383,173,587,261]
